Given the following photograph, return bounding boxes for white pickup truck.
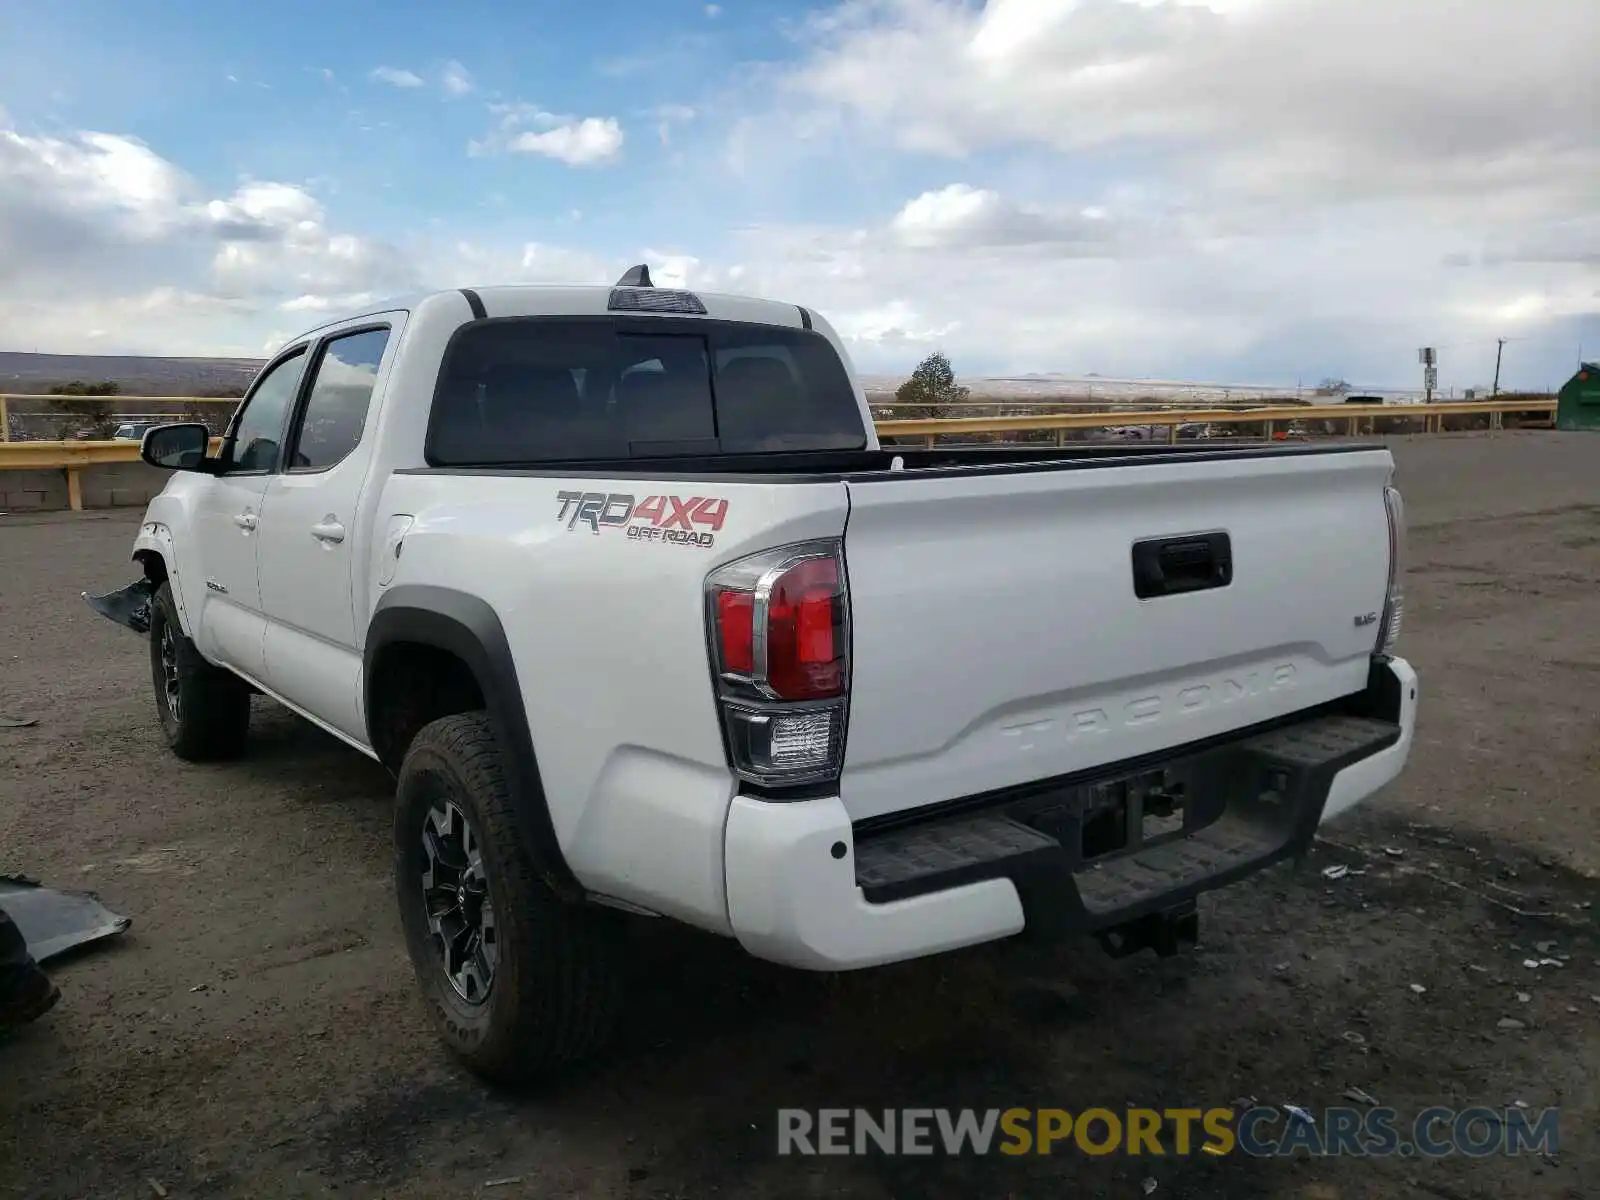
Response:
[87,268,1417,1081]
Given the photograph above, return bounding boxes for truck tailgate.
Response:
[838,448,1394,822]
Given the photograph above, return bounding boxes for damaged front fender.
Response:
[82,577,157,635]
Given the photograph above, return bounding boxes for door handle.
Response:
[233,511,258,531]
[1131,532,1232,599]
[310,518,346,544]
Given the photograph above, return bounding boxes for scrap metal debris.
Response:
[1316,835,1568,922]
[0,875,131,962]
[1343,1087,1380,1107]
[1322,864,1350,881]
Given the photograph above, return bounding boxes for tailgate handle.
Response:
[1132,532,1232,599]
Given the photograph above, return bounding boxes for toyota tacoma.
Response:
[86,267,1417,1081]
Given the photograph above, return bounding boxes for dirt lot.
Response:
[1,431,1596,1200]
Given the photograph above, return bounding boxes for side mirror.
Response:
[141,423,212,472]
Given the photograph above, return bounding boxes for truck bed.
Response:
[387,435,1396,830]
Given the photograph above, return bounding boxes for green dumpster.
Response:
[1556,362,1600,431]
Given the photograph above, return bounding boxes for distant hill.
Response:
[0,351,264,398]
[0,351,1407,408]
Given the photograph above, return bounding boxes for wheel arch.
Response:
[365,586,583,900]
[133,547,169,584]
[131,521,194,637]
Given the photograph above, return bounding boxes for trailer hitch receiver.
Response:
[1096,900,1200,959]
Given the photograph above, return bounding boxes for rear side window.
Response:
[426,317,867,465]
[288,327,390,471]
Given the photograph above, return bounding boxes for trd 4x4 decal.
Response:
[555,490,728,548]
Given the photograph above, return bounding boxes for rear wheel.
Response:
[394,711,623,1083]
[147,582,251,760]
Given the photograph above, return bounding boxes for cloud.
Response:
[0,124,421,353]
[889,184,1122,252]
[706,3,722,14]
[779,0,1598,208]
[1,0,1596,393]
[440,60,473,98]
[472,104,625,165]
[369,66,425,89]
[696,0,1597,384]
[2,119,1588,389]
[510,117,624,165]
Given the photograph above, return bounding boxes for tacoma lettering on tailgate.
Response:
[555,490,728,548]
[1000,665,1298,751]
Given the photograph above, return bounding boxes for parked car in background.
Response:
[112,422,160,441]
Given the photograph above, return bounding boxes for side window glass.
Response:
[224,350,306,472]
[290,329,390,471]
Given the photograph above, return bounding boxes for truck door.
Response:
[256,325,394,742]
[190,346,308,678]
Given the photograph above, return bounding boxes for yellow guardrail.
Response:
[0,398,1559,510]
[0,437,224,510]
[875,399,1556,444]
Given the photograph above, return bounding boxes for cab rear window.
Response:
[426,316,868,465]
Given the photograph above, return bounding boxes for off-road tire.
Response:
[394,711,623,1083]
[148,581,251,761]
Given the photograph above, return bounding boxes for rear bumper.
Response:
[724,655,1417,971]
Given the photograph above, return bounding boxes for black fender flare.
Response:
[365,585,582,900]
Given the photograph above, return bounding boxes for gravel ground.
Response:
[1,431,1596,1200]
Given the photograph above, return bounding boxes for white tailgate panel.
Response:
[839,450,1394,822]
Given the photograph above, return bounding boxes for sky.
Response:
[0,0,1595,392]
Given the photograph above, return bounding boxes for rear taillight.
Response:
[706,539,849,788]
[1377,483,1405,656]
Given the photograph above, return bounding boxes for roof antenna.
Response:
[615,263,653,288]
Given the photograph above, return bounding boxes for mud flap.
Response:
[82,577,156,635]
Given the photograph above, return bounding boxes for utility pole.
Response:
[1418,347,1436,402]
[1492,338,1507,397]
